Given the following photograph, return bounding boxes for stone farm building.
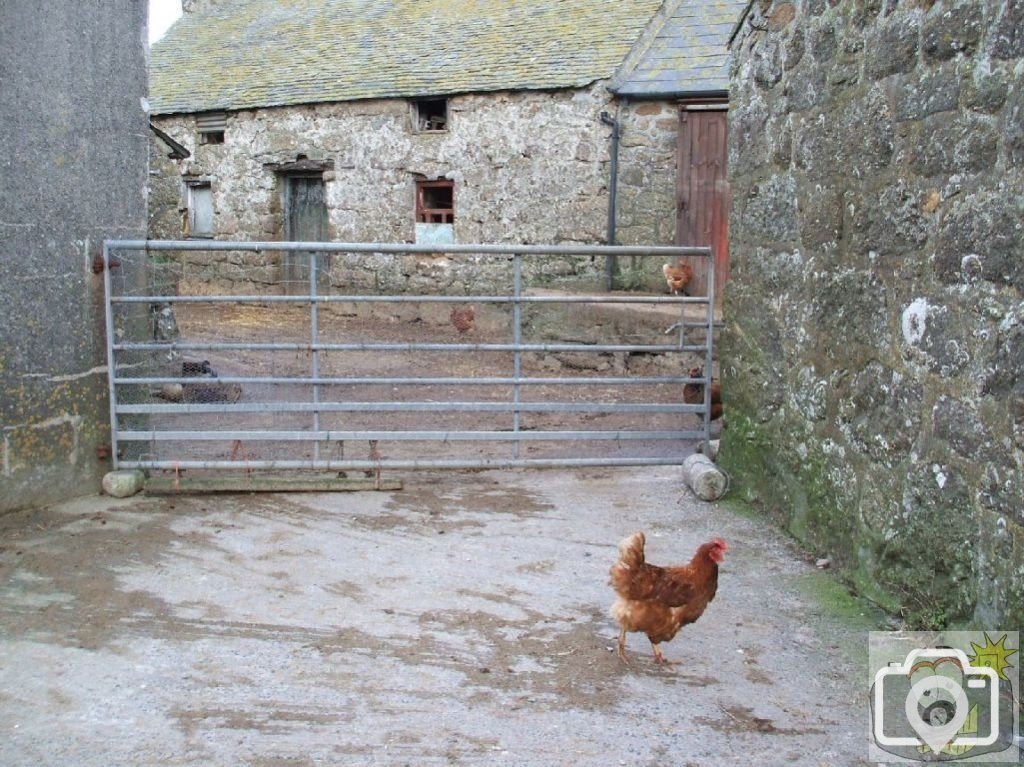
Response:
[148,0,745,296]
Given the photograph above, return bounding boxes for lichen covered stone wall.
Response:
[723,0,1022,627]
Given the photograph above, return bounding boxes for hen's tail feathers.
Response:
[609,531,646,595]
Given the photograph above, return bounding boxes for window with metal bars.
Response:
[415,179,454,224]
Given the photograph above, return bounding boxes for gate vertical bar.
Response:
[309,251,321,463]
[512,253,523,459]
[702,250,715,456]
[102,241,120,470]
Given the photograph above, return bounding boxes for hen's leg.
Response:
[651,643,676,666]
[616,629,629,663]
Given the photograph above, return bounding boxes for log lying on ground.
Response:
[682,453,728,501]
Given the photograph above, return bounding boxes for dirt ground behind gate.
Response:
[132,296,717,467]
[0,467,882,766]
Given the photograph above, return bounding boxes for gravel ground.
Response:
[0,467,882,766]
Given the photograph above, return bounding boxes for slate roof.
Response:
[149,0,665,115]
[611,0,747,97]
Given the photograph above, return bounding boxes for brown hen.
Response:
[683,366,723,421]
[662,260,694,295]
[449,305,476,333]
[609,532,726,665]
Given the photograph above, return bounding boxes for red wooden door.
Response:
[675,107,730,308]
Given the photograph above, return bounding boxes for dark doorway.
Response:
[284,174,328,293]
[675,106,730,308]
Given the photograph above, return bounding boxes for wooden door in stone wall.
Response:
[284,174,329,294]
[675,106,730,309]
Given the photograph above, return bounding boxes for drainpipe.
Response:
[600,110,620,290]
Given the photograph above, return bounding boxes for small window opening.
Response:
[413,98,448,132]
[416,179,454,223]
[196,111,227,145]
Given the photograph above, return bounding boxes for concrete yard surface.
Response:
[0,468,879,766]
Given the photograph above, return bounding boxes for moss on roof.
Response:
[149,0,665,115]
[612,0,748,96]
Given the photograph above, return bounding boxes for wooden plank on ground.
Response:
[144,475,403,494]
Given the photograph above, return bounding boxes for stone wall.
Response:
[149,132,187,241]
[149,85,680,293]
[615,100,682,286]
[723,0,1022,627]
[0,3,149,512]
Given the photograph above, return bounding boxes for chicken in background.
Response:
[683,366,723,421]
[449,305,476,333]
[609,532,726,665]
[181,359,216,377]
[662,260,694,295]
[154,359,241,403]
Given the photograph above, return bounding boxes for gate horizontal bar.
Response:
[116,401,704,414]
[115,341,704,353]
[120,457,691,470]
[111,293,709,305]
[109,239,712,258]
[118,429,699,442]
[115,375,695,386]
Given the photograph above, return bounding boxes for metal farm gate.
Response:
[102,241,715,478]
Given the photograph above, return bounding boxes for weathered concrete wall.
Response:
[150,86,679,292]
[0,3,149,511]
[723,0,1022,628]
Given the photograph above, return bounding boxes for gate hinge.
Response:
[91,253,121,274]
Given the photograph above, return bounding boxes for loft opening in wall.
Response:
[197,111,226,145]
[412,98,448,132]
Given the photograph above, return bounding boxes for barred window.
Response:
[415,179,454,224]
